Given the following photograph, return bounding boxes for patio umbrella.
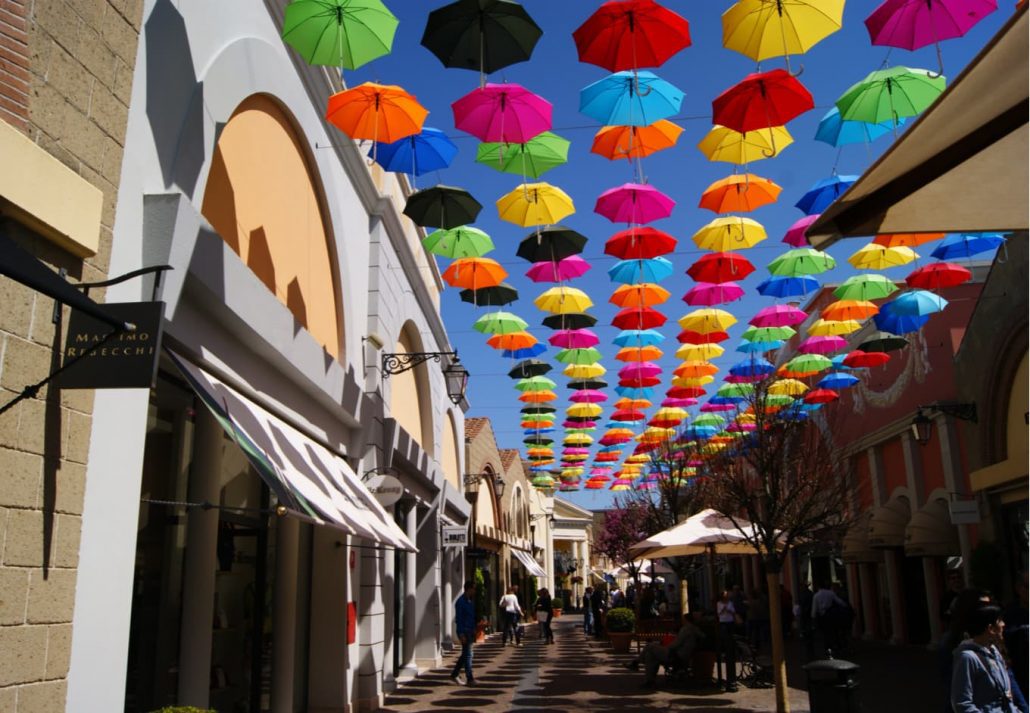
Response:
[930,233,1005,260]
[751,304,808,327]
[473,311,528,335]
[404,185,482,229]
[543,312,597,330]
[613,329,665,347]
[423,225,494,258]
[873,232,945,247]
[508,359,551,378]
[887,289,948,315]
[534,286,593,314]
[679,308,737,333]
[865,0,997,74]
[874,309,930,335]
[721,0,845,69]
[605,227,677,259]
[487,331,538,350]
[549,329,600,349]
[497,182,576,226]
[460,283,519,306]
[756,275,820,298]
[836,67,946,125]
[799,335,848,355]
[608,257,675,284]
[692,217,767,251]
[795,175,858,215]
[822,299,879,321]
[858,331,909,352]
[687,251,756,282]
[612,307,667,330]
[698,125,793,164]
[699,173,782,214]
[767,247,836,276]
[421,0,543,75]
[616,345,664,361]
[848,244,919,269]
[683,282,745,306]
[676,343,725,360]
[516,226,588,262]
[370,127,456,176]
[834,273,899,300]
[526,255,591,283]
[573,0,692,71]
[592,121,684,160]
[712,69,815,134]
[595,183,676,224]
[442,257,507,289]
[844,350,891,368]
[326,82,427,143]
[814,106,901,146]
[476,131,570,179]
[906,262,971,289]
[610,283,671,308]
[282,0,398,69]
[579,71,685,126]
[453,83,552,143]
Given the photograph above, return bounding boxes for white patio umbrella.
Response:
[629,508,763,559]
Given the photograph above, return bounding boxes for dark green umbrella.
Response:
[508,359,552,378]
[460,283,519,307]
[541,312,597,330]
[521,405,556,414]
[282,0,398,69]
[858,331,908,353]
[516,226,588,263]
[523,436,554,446]
[421,0,542,75]
[568,378,608,390]
[404,185,482,229]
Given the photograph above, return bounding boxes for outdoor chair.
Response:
[733,635,774,688]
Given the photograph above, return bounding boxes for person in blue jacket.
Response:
[951,605,1021,712]
[450,581,478,686]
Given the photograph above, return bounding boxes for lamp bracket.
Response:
[919,402,978,423]
[382,351,456,377]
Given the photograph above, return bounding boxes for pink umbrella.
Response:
[569,389,608,403]
[727,422,757,432]
[564,419,597,429]
[618,362,662,380]
[549,328,600,349]
[750,304,808,327]
[599,434,631,445]
[865,0,997,53]
[725,374,764,383]
[526,255,592,283]
[683,281,745,306]
[799,335,848,354]
[590,466,613,475]
[783,214,820,247]
[452,83,553,143]
[701,402,737,412]
[595,183,676,224]
[661,397,697,407]
[563,447,590,455]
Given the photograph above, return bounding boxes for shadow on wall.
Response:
[145,0,205,196]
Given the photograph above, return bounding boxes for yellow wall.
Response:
[971,352,1029,493]
[201,94,342,359]
[476,476,497,529]
[442,413,460,489]
[390,326,434,456]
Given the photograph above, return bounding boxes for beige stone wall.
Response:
[0,1,142,709]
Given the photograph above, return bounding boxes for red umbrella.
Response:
[804,389,840,404]
[712,69,814,134]
[906,262,972,290]
[612,306,668,329]
[605,227,677,259]
[677,329,730,344]
[572,0,692,72]
[619,376,662,388]
[686,252,755,283]
[844,350,891,368]
[667,385,705,399]
[611,409,648,421]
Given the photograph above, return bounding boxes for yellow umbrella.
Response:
[624,454,650,464]
[565,363,605,379]
[698,125,793,164]
[652,406,688,422]
[848,244,919,270]
[567,403,603,418]
[640,427,675,442]
[534,286,593,314]
[722,0,845,66]
[564,433,594,445]
[562,467,585,477]
[692,216,767,251]
[678,308,738,333]
[768,378,809,396]
[673,374,715,387]
[808,318,862,336]
[563,454,588,462]
[496,182,575,227]
[676,343,725,361]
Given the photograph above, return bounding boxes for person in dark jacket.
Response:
[450,581,477,686]
[591,584,608,639]
[951,605,1019,712]
[535,587,555,644]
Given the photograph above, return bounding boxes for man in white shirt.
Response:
[811,581,848,655]
[499,586,524,646]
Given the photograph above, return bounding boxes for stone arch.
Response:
[510,485,526,539]
[476,465,499,530]
[389,322,434,457]
[441,410,461,489]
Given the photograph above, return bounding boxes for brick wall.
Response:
[0,1,142,710]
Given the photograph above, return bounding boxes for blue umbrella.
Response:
[613,329,666,347]
[735,339,784,353]
[829,354,856,370]
[579,71,684,127]
[708,395,742,405]
[887,290,948,316]
[873,310,930,335]
[370,127,457,176]
[794,174,858,215]
[817,372,860,390]
[814,107,902,147]
[503,343,547,358]
[607,257,674,284]
[756,275,820,298]
[598,444,623,454]
[614,385,655,399]
[682,425,719,440]
[930,233,1005,260]
[729,358,775,377]
[523,427,555,435]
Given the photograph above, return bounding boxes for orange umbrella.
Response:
[325,82,428,143]
[872,232,945,248]
[821,299,879,321]
[519,390,557,403]
[442,257,507,289]
[591,120,684,160]
[522,420,553,429]
[526,447,554,457]
[614,397,652,410]
[699,173,782,213]
[615,345,664,362]
[486,331,537,350]
[609,283,671,308]
[675,361,719,378]
[778,364,819,378]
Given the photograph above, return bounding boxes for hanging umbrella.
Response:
[821,299,879,321]
[404,185,482,229]
[784,213,819,247]
[614,397,652,410]
[836,67,946,124]
[613,329,666,347]
[611,408,648,422]
[712,69,815,134]
[784,354,832,374]
[678,329,730,344]
[818,372,860,389]
[497,182,576,226]
[769,379,808,396]
[741,325,796,341]
[452,83,552,143]
[756,275,820,298]
[616,345,664,362]
[751,304,808,327]
[887,289,949,315]
[543,312,597,330]
[487,331,538,350]
[699,174,782,214]
[573,0,692,71]
[460,283,519,307]
[736,339,784,353]
[768,247,836,276]
[717,383,754,398]
[698,125,794,164]
[605,227,677,259]
[859,331,910,353]
[508,359,552,378]
[664,397,698,408]
[805,389,840,404]
[844,351,891,368]
[692,217,767,251]
[565,363,606,379]
[874,309,930,335]
[833,273,899,300]
[592,121,684,160]
[676,342,725,360]
[326,82,428,143]
[534,286,593,314]
[521,405,556,414]
[516,226,588,263]
[799,335,848,355]
[608,257,675,284]
[619,362,663,380]
[672,373,714,386]
[687,252,756,282]
[476,131,570,179]
[519,389,556,402]
[595,183,676,224]
[814,106,902,147]
[930,232,1005,260]
[505,345,546,360]
[873,232,945,247]
[515,375,557,392]
[612,306,667,330]
[808,319,861,336]
[579,71,685,127]
[683,282,745,306]
[442,257,507,288]
[679,309,737,333]
[610,283,671,308]
[549,329,600,349]
[848,244,919,269]
[473,311,528,335]
[423,225,494,258]
[795,175,858,215]
[370,126,457,176]
[722,0,845,68]
[421,0,543,75]
[526,255,591,283]
[569,378,608,391]
[906,262,971,289]
[282,0,398,69]
[729,358,775,377]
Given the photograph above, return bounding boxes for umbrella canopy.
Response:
[569,378,608,390]
[865,0,997,52]
[784,354,832,374]
[404,185,482,229]
[595,183,676,224]
[698,125,793,164]
[782,214,820,247]
[515,375,557,392]
[848,244,919,269]
[619,362,663,380]
[729,358,775,377]
[844,350,891,368]
[631,508,768,557]
[326,82,427,143]
[565,363,606,379]
[741,325,796,341]
[534,286,593,314]
[473,311,528,335]
[888,289,949,315]
[421,0,543,74]
[508,359,552,378]
[612,306,668,330]
[906,262,971,289]
[834,273,899,300]
[613,329,665,347]
[282,0,398,69]
[679,308,738,333]
[814,106,901,146]
[836,66,947,124]
[423,225,494,258]
[795,175,858,215]
[751,304,808,327]
[805,388,840,404]
[874,309,930,335]
[488,331,537,350]
[519,389,555,402]
[676,343,725,360]
[516,226,588,262]
[573,0,692,71]
[579,71,685,126]
[608,257,675,284]
[736,339,784,353]
[930,233,1005,260]
[692,217,767,251]
[683,281,745,306]
[605,227,677,259]
[799,335,848,354]
[371,126,457,176]
[549,328,600,349]
[712,69,815,134]
[592,121,684,160]
[615,345,664,361]
[610,283,671,308]
[808,319,861,336]
[699,174,782,214]
[721,0,845,64]
[768,247,836,276]
[873,232,946,247]
[460,283,519,307]
[442,257,507,289]
[543,312,597,330]
[858,331,909,352]
[769,378,808,396]
[687,251,756,282]
[453,83,552,143]
[476,131,570,179]
[818,372,860,389]
[678,329,730,344]
[822,299,879,321]
[526,255,591,283]
[497,182,576,226]
[756,275,820,298]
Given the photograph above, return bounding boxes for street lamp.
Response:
[464,472,505,502]
[911,402,978,446]
[382,350,469,405]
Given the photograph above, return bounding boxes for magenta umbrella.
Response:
[526,255,591,283]
[662,397,697,407]
[549,328,600,349]
[783,214,820,247]
[452,83,553,143]
[595,183,676,224]
[750,304,808,327]
[563,447,590,456]
[683,281,745,306]
[570,389,608,403]
[799,335,848,354]
[618,362,663,380]
[725,373,764,384]
[865,0,997,74]
[563,419,597,429]
[700,402,736,412]
[727,422,757,433]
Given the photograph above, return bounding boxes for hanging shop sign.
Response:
[442,525,469,548]
[366,473,404,508]
[57,301,164,389]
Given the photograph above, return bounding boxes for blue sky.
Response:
[344,1,1010,511]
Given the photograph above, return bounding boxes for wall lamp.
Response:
[381,350,469,405]
[464,472,505,502]
[911,402,978,446]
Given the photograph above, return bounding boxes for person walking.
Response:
[583,586,595,635]
[591,583,608,640]
[499,586,524,647]
[716,590,739,692]
[951,604,1020,712]
[450,581,477,686]
[536,587,555,644]
[811,580,847,655]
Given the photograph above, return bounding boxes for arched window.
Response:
[389,323,434,456]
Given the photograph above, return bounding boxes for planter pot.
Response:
[552,608,562,619]
[475,624,488,643]
[691,651,717,681]
[608,631,633,654]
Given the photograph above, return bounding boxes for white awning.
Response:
[512,548,547,578]
[170,352,416,551]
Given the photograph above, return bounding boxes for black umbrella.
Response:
[858,331,909,353]
[523,436,554,446]
[516,226,589,263]
[564,416,597,423]
[404,185,482,229]
[521,405,555,414]
[542,312,597,330]
[508,359,552,378]
[568,378,608,390]
[421,0,542,75]
[460,283,519,307]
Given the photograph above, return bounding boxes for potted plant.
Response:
[551,597,563,618]
[606,606,636,654]
[691,615,719,682]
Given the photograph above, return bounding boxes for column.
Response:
[859,563,879,639]
[271,516,299,712]
[922,557,943,644]
[936,415,973,582]
[883,549,906,644]
[402,501,418,675]
[845,563,862,638]
[178,407,223,706]
[442,546,454,651]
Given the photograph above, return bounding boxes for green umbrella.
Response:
[404,185,482,229]
[420,0,543,75]
[834,273,899,301]
[836,67,946,124]
[717,383,754,397]
[476,132,570,179]
[515,375,557,392]
[784,354,832,373]
[741,325,797,342]
[693,413,726,427]
[531,473,556,488]
[554,347,602,365]
[764,394,796,407]
[522,414,555,424]
[768,247,837,276]
[473,311,528,335]
[282,0,398,69]
[423,226,495,258]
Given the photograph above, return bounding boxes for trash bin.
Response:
[802,655,860,712]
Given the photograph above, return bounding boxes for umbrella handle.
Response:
[927,42,945,79]
[760,129,778,159]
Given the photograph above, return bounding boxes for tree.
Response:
[593,500,652,591]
